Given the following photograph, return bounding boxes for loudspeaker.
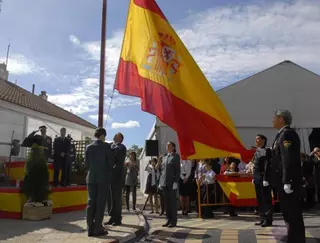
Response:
[145,140,159,157]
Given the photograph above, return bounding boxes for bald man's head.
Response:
[313,147,320,153]
[312,147,320,158]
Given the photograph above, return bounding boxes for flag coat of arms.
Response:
[115,0,255,161]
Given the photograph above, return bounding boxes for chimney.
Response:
[32,84,35,94]
[0,63,9,81]
[39,91,48,101]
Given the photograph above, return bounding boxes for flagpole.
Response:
[98,0,107,127]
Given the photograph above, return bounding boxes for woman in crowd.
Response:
[195,159,206,213]
[124,151,139,212]
[200,160,216,218]
[189,160,198,213]
[156,155,165,215]
[220,157,230,174]
[301,153,315,209]
[145,158,159,214]
[224,161,239,175]
[179,159,192,215]
[222,160,238,217]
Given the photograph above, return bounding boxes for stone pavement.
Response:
[137,209,320,242]
[0,208,146,243]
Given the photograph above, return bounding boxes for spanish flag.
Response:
[115,0,255,161]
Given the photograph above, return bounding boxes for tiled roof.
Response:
[0,79,96,129]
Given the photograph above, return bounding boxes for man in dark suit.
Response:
[105,132,127,226]
[66,134,76,186]
[253,134,273,227]
[86,127,114,237]
[53,128,70,186]
[271,109,305,243]
[159,141,180,228]
[27,125,52,160]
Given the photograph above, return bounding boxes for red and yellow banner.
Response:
[216,175,278,207]
[5,161,60,183]
[0,186,87,219]
[115,0,254,161]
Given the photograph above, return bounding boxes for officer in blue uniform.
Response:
[271,110,305,243]
[253,134,273,227]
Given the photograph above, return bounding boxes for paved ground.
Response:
[0,207,146,243]
[2,190,320,243]
[137,209,320,243]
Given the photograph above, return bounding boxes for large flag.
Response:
[115,0,255,161]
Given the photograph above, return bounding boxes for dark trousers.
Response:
[254,182,273,222]
[158,189,165,213]
[53,158,66,185]
[201,184,214,218]
[108,184,123,223]
[278,184,306,243]
[125,185,137,210]
[86,182,109,231]
[315,168,320,202]
[163,186,177,225]
[65,158,72,185]
[305,187,315,208]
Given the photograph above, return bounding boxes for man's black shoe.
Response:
[87,225,94,237]
[255,221,263,226]
[93,228,108,236]
[112,222,122,226]
[168,224,176,228]
[261,221,272,227]
[103,220,113,226]
[162,222,170,227]
[279,235,288,242]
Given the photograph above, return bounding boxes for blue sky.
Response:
[0,0,320,148]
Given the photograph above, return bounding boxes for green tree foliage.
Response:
[23,144,50,202]
[127,144,143,159]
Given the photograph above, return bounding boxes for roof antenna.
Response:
[5,42,10,68]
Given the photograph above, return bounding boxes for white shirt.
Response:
[145,164,156,186]
[238,162,246,172]
[278,125,289,134]
[203,169,216,184]
[180,160,192,180]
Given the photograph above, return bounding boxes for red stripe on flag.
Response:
[115,59,255,161]
[133,0,167,22]
[216,175,253,183]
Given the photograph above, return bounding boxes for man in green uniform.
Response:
[86,127,114,237]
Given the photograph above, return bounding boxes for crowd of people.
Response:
[26,108,319,243]
[141,109,319,243]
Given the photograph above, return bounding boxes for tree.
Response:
[127,144,143,159]
[23,144,50,202]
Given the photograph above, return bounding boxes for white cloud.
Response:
[69,35,81,45]
[88,114,113,122]
[175,0,320,88]
[111,120,140,129]
[0,54,43,75]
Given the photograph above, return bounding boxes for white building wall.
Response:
[27,117,83,140]
[0,100,95,158]
[0,107,26,157]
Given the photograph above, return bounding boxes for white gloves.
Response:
[252,179,254,185]
[173,182,177,190]
[263,181,269,187]
[284,184,293,194]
